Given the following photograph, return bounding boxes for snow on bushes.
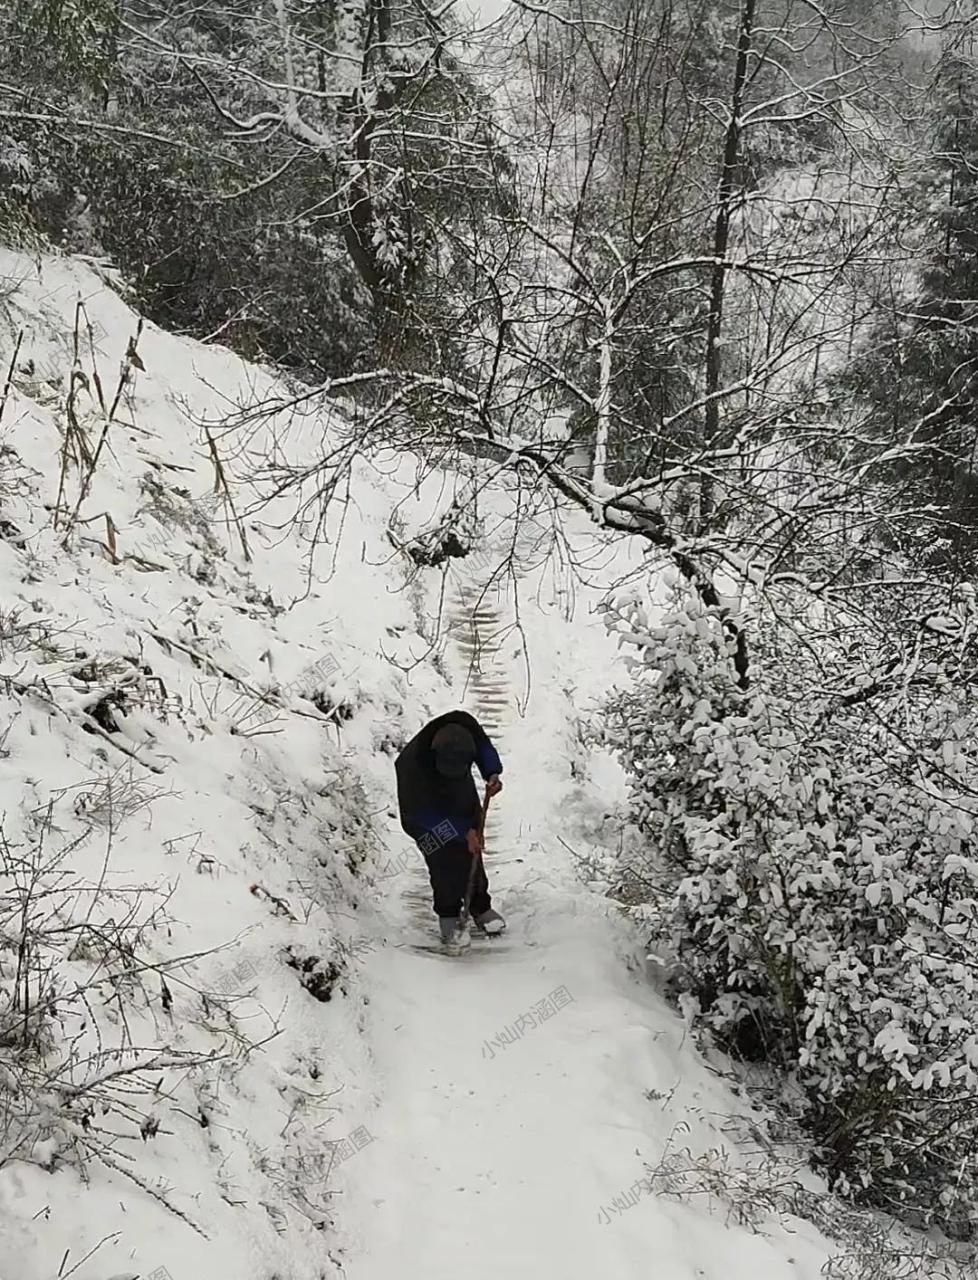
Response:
[599,576,978,1234]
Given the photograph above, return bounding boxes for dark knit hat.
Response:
[432,724,476,778]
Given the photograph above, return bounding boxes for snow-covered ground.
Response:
[0,251,957,1280]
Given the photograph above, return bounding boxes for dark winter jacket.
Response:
[395,710,503,846]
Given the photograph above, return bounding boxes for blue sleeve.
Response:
[476,740,502,778]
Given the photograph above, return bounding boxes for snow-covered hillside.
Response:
[0,251,965,1280]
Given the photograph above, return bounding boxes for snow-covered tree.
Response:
[600,574,978,1234]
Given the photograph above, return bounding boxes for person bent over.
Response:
[395,710,504,942]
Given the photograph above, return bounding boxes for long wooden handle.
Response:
[460,786,492,926]
[478,784,492,837]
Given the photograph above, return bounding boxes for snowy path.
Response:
[0,250,930,1280]
[336,572,830,1280]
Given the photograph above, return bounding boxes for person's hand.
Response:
[465,828,484,856]
[486,774,503,798]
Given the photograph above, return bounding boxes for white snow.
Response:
[0,250,958,1280]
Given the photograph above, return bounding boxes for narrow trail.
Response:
[340,568,631,1277]
[398,572,521,950]
[451,575,518,878]
[338,561,816,1280]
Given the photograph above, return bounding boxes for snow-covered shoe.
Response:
[473,909,506,936]
[439,916,461,944]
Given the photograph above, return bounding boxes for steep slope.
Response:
[0,247,436,1280]
[0,250,963,1280]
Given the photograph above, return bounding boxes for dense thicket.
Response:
[600,578,978,1235]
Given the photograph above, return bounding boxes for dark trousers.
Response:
[420,839,491,919]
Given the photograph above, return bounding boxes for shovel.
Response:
[453,783,492,949]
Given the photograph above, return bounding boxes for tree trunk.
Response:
[700,0,756,530]
[592,300,615,489]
